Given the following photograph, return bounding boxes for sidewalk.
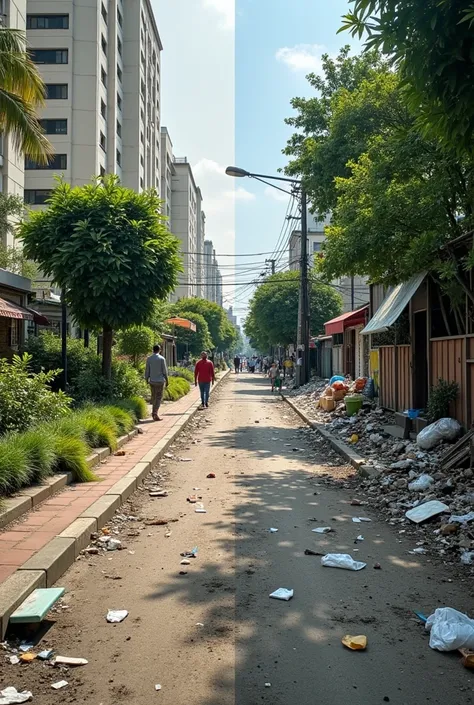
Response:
[0,374,227,633]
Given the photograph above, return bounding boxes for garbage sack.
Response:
[321,554,366,571]
[426,607,474,651]
[416,418,462,450]
[408,474,434,492]
[0,688,33,704]
[330,375,345,386]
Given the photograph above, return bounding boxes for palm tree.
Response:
[0,28,53,164]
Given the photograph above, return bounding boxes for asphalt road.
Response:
[5,374,474,704]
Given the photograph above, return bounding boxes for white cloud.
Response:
[202,0,235,30]
[193,159,255,211]
[264,186,290,203]
[275,44,327,73]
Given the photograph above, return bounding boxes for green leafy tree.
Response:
[20,176,182,379]
[0,28,53,163]
[0,193,37,279]
[118,325,155,367]
[340,1,474,150]
[173,297,227,351]
[144,299,172,336]
[245,271,342,348]
[173,311,212,356]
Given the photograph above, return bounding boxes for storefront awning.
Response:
[165,317,197,333]
[27,308,50,326]
[324,305,369,336]
[361,272,426,335]
[0,298,34,321]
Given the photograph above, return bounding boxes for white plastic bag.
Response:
[426,607,474,651]
[0,688,33,704]
[106,609,128,623]
[408,474,434,492]
[321,554,366,571]
[269,588,293,601]
[416,418,461,450]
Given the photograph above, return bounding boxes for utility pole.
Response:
[351,275,355,310]
[265,259,276,275]
[296,189,310,387]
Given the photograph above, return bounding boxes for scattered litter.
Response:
[373,563,381,569]
[350,499,363,506]
[355,535,364,542]
[409,547,426,555]
[417,418,461,450]
[351,517,371,523]
[269,588,294,601]
[206,473,216,479]
[51,681,68,690]
[145,518,178,526]
[165,530,172,538]
[342,634,367,651]
[10,587,65,625]
[426,607,474,651]
[155,684,162,691]
[461,552,474,565]
[321,554,367,571]
[164,453,173,459]
[106,610,128,623]
[450,512,474,524]
[0,686,33,703]
[265,683,271,687]
[405,501,449,524]
[180,458,192,462]
[106,538,122,551]
[37,650,54,661]
[187,495,197,504]
[269,528,278,533]
[149,491,169,498]
[54,656,88,667]
[196,623,204,627]
[180,548,198,558]
[19,653,36,663]
[180,559,190,565]
[179,571,188,576]
[312,527,333,534]
[304,549,324,556]
[18,644,34,653]
[8,656,19,665]
[114,450,126,456]
[408,474,434,492]
[195,504,207,513]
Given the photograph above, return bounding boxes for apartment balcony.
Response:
[173,157,188,164]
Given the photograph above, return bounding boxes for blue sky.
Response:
[153,0,358,321]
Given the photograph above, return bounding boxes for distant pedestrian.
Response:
[283,357,294,379]
[194,351,216,409]
[268,362,280,392]
[234,355,240,374]
[145,344,169,421]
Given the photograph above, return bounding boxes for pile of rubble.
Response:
[287,380,474,566]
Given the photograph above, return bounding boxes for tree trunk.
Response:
[102,324,113,380]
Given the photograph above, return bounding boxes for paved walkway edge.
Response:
[0,430,138,530]
[0,371,229,637]
[281,394,376,476]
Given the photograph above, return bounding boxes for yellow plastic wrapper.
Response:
[350,434,359,444]
[342,634,367,651]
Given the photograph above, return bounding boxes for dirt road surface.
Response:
[2,374,474,704]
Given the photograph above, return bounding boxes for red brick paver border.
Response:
[0,385,204,584]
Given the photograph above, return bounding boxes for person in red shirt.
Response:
[194,351,216,409]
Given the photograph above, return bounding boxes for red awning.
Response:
[0,298,34,321]
[28,308,50,326]
[324,305,369,336]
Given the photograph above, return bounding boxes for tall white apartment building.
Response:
[170,157,200,300]
[1,0,26,246]
[24,0,162,205]
[160,126,174,224]
[195,189,205,298]
[203,239,214,302]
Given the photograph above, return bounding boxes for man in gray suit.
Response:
[145,344,169,421]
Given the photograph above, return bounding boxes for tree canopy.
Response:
[172,297,238,352]
[244,271,342,349]
[340,1,474,150]
[20,176,182,377]
[172,310,212,356]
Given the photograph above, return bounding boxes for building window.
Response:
[117,64,122,82]
[100,99,106,119]
[140,154,144,167]
[140,177,144,189]
[100,165,106,177]
[101,2,107,24]
[9,319,20,349]
[45,83,68,99]
[141,51,145,67]
[140,132,144,144]
[39,118,67,135]
[116,120,121,137]
[116,149,121,166]
[24,189,53,205]
[140,79,145,96]
[140,108,145,123]
[312,242,322,252]
[25,154,67,170]
[117,8,123,27]
[101,67,107,87]
[99,131,106,151]
[30,48,68,64]
[27,14,69,29]
[117,92,122,111]
[117,37,122,56]
[101,34,107,55]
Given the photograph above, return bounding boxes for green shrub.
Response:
[24,331,97,390]
[103,405,135,435]
[14,430,56,483]
[117,326,155,366]
[52,434,98,483]
[163,376,190,401]
[72,357,148,403]
[169,366,194,384]
[116,395,148,421]
[0,353,72,434]
[0,434,32,494]
[427,379,459,422]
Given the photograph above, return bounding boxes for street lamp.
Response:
[225,166,310,386]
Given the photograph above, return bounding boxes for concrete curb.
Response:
[281,394,371,475]
[0,370,229,638]
[0,429,138,530]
